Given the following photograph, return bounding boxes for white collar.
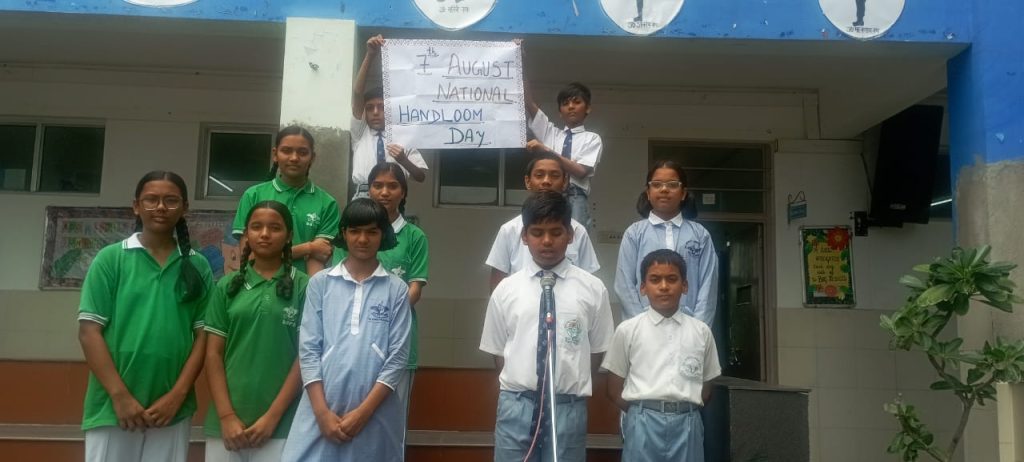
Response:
[327,259,389,282]
[564,125,586,134]
[644,307,687,325]
[524,255,572,280]
[122,232,187,256]
[391,215,407,234]
[648,212,684,227]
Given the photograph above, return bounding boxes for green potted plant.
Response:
[881,246,1024,462]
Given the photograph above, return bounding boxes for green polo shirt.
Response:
[333,216,429,368]
[203,266,309,439]
[232,177,341,269]
[78,234,213,431]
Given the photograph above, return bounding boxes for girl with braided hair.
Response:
[204,200,309,462]
[78,171,212,462]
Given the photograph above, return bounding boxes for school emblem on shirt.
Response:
[681,356,702,380]
[561,318,582,347]
[305,212,321,228]
[282,306,299,328]
[368,302,390,322]
[600,0,686,36]
[684,239,702,258]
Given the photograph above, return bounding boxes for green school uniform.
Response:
[232,177,341,269]
[203,265,309,439]
[78,233,213,431]
[332,216,429,368]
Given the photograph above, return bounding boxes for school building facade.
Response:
[0,1,1021,461]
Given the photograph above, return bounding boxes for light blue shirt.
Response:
[283,260,411,462]
[613,213,719,325]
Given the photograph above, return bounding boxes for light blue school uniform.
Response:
[613,213,719,325]
[282,261,412,462]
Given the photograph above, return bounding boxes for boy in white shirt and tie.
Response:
[602,248,721,461]
[480,191,615,462]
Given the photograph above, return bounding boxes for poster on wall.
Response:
[381,39,526,150]
[600,0,685,36]
[40,206,239,290]
[412,0,497,31]
[800,226,856,307]
[819,0,905,40]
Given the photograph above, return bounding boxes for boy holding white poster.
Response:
[351,35,429,199]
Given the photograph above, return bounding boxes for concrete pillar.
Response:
[281,17,356,202]
[947,1,1024,460]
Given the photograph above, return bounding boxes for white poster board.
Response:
[382,39,527,150]
[820,0,905,40]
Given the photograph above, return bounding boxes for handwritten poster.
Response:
[800,226,855,307]
[40,206,238,289]
[381,39,527,150]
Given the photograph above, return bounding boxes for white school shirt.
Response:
[601,308,721,405]
[350,117,428,186]
[529,109,602,194]
[479,257,615,397]
[484,214,600,275]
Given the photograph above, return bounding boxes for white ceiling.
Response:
[0,11,964,138]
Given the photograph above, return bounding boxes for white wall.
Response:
[773,140,962,462]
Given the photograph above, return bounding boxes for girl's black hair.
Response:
[635,159,698,219]
[133,171,206,304]
[367,162,409,216]
[334,198,398,252]
[226,200,295,300]
[267,125,316,180]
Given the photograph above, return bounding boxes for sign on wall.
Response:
[819,0,905,40]
[800,226,855,307]
[381,39,527,150]
[40,206,238,289]
[600,0,685,36]
[411,0,497,31]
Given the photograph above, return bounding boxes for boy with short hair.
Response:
[525,81,603,228]
[485,153,600,291]
[351,34,428,199]
[602,249,721,462]
[480,190,615,462]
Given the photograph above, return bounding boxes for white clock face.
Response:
[412,0,498,31]
[819,0,905,40]
[600,0,686,36]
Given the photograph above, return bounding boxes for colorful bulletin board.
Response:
[39,206,239,289]
[800,226,855,307]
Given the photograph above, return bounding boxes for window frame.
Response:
[197,123,277,199]
[432,147,530,210]
[0,117,106,195]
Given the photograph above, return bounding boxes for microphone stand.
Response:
[541,276,559,461]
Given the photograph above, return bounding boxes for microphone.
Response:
[541,272,556,325]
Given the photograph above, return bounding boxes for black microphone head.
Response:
[540,272,556,289]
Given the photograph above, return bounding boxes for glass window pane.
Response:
[0,125,36,191]
[652,144,765,169]
[930,152,952,219]
[690,190,764,214]
[38,126,104,193]
[503,149,532,206]
[686,169,764,190]
[439,149,499,205]
[207,131,273,196]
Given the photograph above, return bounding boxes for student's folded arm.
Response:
[558,156,592,180]
[377,283,412,391]
[298,277,326,388]
[605,372,629,412]
[614,228,645,319]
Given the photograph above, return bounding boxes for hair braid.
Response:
[227,244,251,298]
[277,242,294,300]
[174,218,206,303]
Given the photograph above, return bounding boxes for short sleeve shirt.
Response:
[485,214,600,274]
[78,233,213,431]
[232,177,341,269]
[601,308,721,405]
[529,109,603,194]
[479,258,615,397]
[350,117,428,186]
[203,266,310,439]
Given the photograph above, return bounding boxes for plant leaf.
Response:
[918,284,956,307]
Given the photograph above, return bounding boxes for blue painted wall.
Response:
[2,0,970,43]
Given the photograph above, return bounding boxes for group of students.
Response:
[76,36,720,462]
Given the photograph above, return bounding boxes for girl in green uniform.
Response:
[232,126,340,276]
[205,200,309,462]
[78,171,212,462]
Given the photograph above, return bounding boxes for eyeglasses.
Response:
[648,180,684,191]
[139,195,183,211]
